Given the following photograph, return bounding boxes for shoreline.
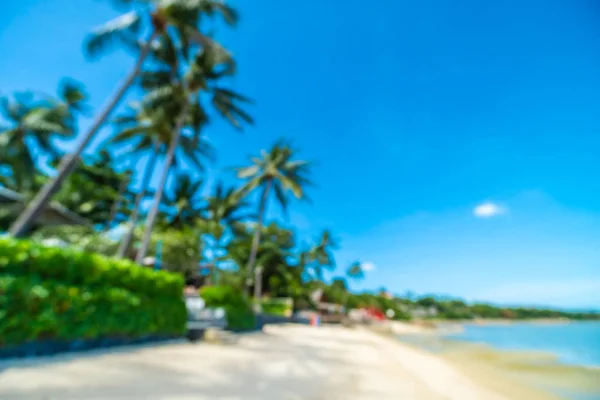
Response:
[386,320,600,400]
[0,323,597,399]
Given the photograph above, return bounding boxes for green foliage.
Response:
[236,140,313,215]
[259,297,293,317]
[199,285,255,330]
[151,228,202,276]
[32,226,120,256]
[53,151,132,228]
[0,274,185,346]
[0,237,183,299]
[227,222,305,299]
[159,174,205,229]
[303,230,337,280]
[0,237,186,347]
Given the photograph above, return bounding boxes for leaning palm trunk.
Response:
[244,179,272,296]
[135,102,190,264]
[9,31,159,238]
[116,142,160,258]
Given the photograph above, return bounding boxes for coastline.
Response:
[387,320,600,400]
[1,322,597,399]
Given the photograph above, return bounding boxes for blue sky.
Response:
[1,0,599,309]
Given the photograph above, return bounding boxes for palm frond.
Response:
[138,68,174,90]
[236,165,259,179]
[84,11,142,60]
[211,94,253,129]
[273,182,289,217]
[58,78,90,114]
[22,112,69,135]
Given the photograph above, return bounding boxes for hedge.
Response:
[0,237,186,349]
[259,298,293,317]
[0,238,183,298]
[199,285,256,331]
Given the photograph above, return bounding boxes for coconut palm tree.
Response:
[0,81,87,193]
[111,98,215,257]
[160,174,205,229]
[346,261,365,282]
[305,230,338,280]
[199,182,250,284]
[134,43,253,264]
[236,141,313,295]
[227,222,297,298]
[205,182,249,226]
[9,0,239,237]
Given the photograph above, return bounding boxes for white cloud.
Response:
[473,202,505,218]
[361,261,376,271]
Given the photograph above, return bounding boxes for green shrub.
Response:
[200,286,256,331]
[260,297,293,316]
[0,237,186,348]
[0,238,183,298]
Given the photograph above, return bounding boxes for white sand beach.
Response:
[0,324,549,400]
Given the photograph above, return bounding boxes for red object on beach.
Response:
[364,307,386,321]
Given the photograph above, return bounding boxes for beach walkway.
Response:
[0,324,508,400]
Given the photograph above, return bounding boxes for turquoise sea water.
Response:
[446,322,600,368]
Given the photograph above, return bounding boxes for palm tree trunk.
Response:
[135,102,190,265]
[116,142,160,258]
[105,174,131,232]
[253,265,263,313]
[9,31,159,238]
[244,179,272,296]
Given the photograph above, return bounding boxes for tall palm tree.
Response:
[0,81,87,194]
[112,99,214,258]
[236,141,313,295]
[134,43,253,264]
[9,0,239,237]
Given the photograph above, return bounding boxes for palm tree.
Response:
[9,0,239,237]
[161,174,205,229]
[227,222,297,299]
[134,43,253,264]
[236,141,312,295]
[0,81,87,193]
[305,230,337,280]
[346,261,365,282]
[205,182,249,227]
[200,182,249,284]
[112,98,214,258]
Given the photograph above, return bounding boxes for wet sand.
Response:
[395,327,600,400]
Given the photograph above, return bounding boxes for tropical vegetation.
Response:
[0,0,597,349]
[0,236,186,348]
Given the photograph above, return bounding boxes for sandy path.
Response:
[0,324,508,400]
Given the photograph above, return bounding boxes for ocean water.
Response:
[397,322,600,400]
[446,322,600,368]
